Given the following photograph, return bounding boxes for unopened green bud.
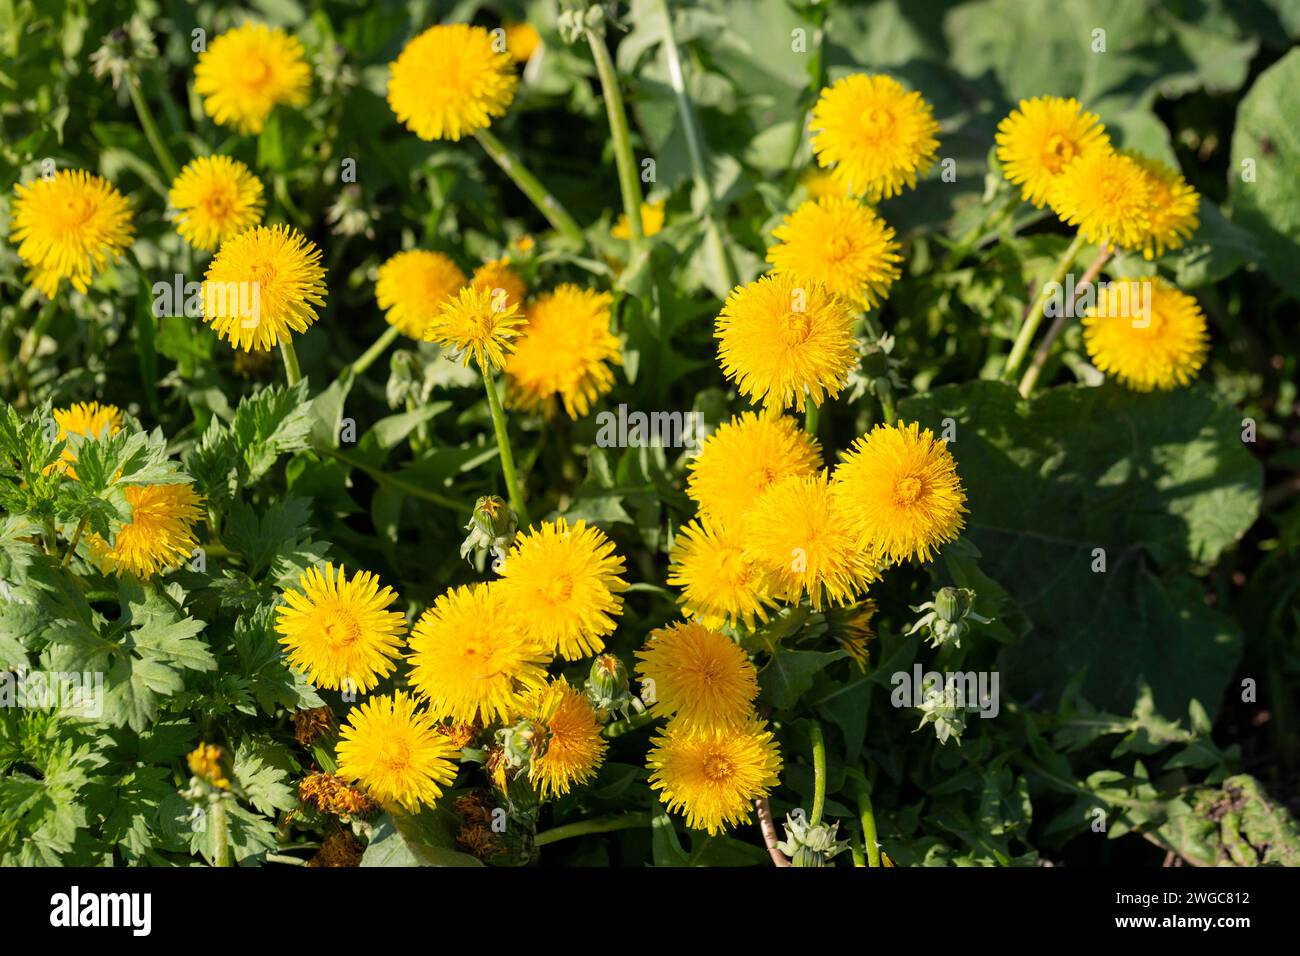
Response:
[461,495,518,565]
[497,718,548,772]
[916,685,968,745]
[777,812,849,867]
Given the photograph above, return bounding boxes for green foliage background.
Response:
[0,0,1298,867]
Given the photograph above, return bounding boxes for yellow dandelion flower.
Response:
[716,273,858,413]
[202,224,327,352]
[635,621,759,733]
[387,24,518,141]
[801,167,844,200]
[194,23,311,135]
[831,421,967,566]
[519,679,608,798]
[426,284,524,371]
[505,285,621,419]
[1082,278,1209,391]
[667,517,776,630]
[1050,150,1152,250]
[168,156,265,251]
[336,691,460,812]
[504,23,542,64]
[830,599,877,671]
[809,73,940,202]
[742,472,875,609]
[407,583,549,725]
[88,482,203,577]
[49,401,123,476]
[274,563,407,693]
[470,257,527,314]
[686,411,822,527]
[1125,152,1200,260]
[497,518,629,660]
[648,717,782,836]
[9,170,134,297]
[767,197,902,310]
[187,744,231,789]
[995,96,1111,208]
[375,250,467,339]
[612,200,666,240]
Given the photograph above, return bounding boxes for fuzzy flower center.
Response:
[780,310,814,345]
[702,751,736,782]
[320,606,363,647]
[1042,134,1076,172]
[893,474,925,507]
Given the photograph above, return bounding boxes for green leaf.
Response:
[1229,47,1300,300]
[361,810,484,867]
[900,381,1260,713]
[760,648,847,710]
[232,381,314,483]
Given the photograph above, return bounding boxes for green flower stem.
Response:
[804,401,820,438]
[349,324,401,377]
[479,359,531,528]
[1018,243,1113,397]
[879,390,897,426]
[534,812,652,847]
[941,196,1017,271]
[126,70,179,181]
[852,774,881,867]
[473,128,584,244]
[1002,232,1086,382]
[17,299,56,366]
[279,336,302,386]
[210,795,232,868]
[61,516,87,568]
[586,29,644,254]
[654,0,736,289]
[809,720,827,827]
[319,446,468,513]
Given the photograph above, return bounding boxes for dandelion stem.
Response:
[126,70,179,182]
[473,128,584,244]
[755,798,793,867]
[586,29,644,255]
[479,359,530,528]
[534,812,652,847]
[878,389,897,426]
[319,446,468,513]
[850,771,881,867]
[210,796,232,868]
[61,517,87,568]
[349,324,401,377]
[804,401,820,437]
[1002,232,1086,382]
[809,720,827,827]
[654,0,736,289]
[279,336,302,386]
[1019,243,1113,397]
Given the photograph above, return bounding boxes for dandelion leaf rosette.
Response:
[900,381,1261,715]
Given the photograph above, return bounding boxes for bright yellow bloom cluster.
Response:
[1082,278,1209,391]
[407,582,549,724]
[168,156,265,251]
[505,285,622,419]
[202,224,328,352]
[194,24,311,135]
[517,679,608,798]
[426,285,525,371]
[767,197,902,310]
[497,517,629,660]
[715,273,858,413]
[336,691,460,812]
[375,249,467,340]
[387,24,518,141]
[613,200,666,240]
[996,96,1200,258]
[809,73,941,201]
[9,170,135,297]
[274,563,406,693]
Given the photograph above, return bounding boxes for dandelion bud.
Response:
[777,813,850,867]
[460,495,518,564]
